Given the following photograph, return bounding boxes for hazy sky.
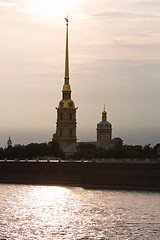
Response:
[0,0,160,147]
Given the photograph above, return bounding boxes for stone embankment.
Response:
[0,160,160,191]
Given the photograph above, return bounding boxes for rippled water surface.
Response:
[0,184,160,239]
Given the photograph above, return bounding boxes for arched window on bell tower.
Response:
[70,129,72,137]
[60,113,63,120]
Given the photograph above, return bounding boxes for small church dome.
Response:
[102,109,107,115]
[58,99,75,109]
[7,137,12,147]
[97,106,112,130]
[97,120,112,130]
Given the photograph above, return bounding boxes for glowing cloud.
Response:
[0,2,19,7]
[23,0,81,17]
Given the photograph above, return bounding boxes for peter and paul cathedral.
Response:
[53,17,77,147]
[53,18,122,155]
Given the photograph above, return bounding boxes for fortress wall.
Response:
[0,162,160,190]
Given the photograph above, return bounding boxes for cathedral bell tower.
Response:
[53,17,77,147]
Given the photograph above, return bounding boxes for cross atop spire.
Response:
[102,105,107,121]
[64,16,69,84]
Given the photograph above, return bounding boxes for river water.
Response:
[0,184,159,240]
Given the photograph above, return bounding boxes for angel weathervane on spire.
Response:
[64,15,69,23]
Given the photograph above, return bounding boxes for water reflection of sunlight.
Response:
[1,186,160,239]
[31,186,71,203]
[26,186,74,228]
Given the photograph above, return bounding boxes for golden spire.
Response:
[64,16,69,84]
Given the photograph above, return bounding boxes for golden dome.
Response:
[58,99,75,109]
[102,105,107,116]
[62,84,71,92]
[102,110,107,116]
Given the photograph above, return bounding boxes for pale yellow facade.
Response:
[55,104,77,147]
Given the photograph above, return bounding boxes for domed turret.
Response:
[97,106,112,130]
[7,137,12,148]
[97,106,112,147]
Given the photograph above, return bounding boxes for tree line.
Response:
[0,141,160,160]
[0,140,64,160]
[70,143,160,160]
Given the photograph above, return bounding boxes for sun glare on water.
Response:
[26,0,81,17]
